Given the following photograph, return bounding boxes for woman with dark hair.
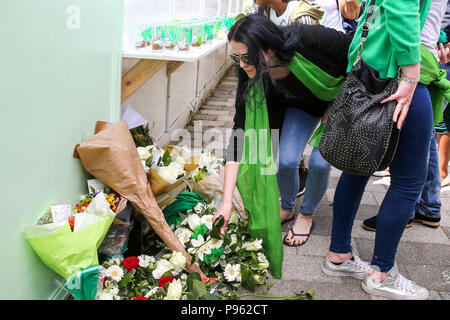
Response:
[212,14,353,278]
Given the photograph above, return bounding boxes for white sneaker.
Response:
[322,253,371,280]
[361,263,429,300]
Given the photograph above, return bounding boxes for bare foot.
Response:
[285,213,313,245]
[327,251,353,264]
[280,208,294,223]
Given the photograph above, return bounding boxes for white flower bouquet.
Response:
[98,251,229,300]
[173,200,270,292]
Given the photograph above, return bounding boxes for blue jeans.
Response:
[329,83,433,272]
[412,130,441,219]
[277,107,321,210]
[300,147,331,216]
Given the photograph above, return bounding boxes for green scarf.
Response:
[288,52,345,102]
[236,82,283,279]
[419,45,450,126]
[288,52,345,147]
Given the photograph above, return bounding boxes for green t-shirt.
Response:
[347,0,431,79]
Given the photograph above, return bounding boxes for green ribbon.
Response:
[63,265,99,300]
[236,83,283,279]
[162,192,204,226]
[192,223,208,240]
[420,45,450,126]
[204,247,225,265]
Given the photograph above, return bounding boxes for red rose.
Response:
[202,277,216,285]
[159,276,176,287]
[133,296,149,300]
[122,257,140,270]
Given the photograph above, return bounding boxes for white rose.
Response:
[169,251,187,270]
[137,146,152,160]
[182,214,202,230]
[138,255,155,268]
[175,228,192,244]
[166,279,183,300]
[154,163,184,184]
[152,259,174,279]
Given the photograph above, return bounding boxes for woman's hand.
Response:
[437,43,450,64]
[380,63,420,130]
[212,201,233,236]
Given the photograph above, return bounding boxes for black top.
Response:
[226,24,353,162]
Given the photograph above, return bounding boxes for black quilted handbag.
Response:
[318,0,400,176]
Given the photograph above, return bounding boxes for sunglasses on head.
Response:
[230,53,251,65]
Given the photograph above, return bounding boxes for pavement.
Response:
[172,66,450,300]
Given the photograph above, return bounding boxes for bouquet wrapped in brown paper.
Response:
[76,120,203,276]
[138,144,195,209]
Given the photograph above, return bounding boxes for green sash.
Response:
[419,45,450,126]
[288,52,345,102]
[236,83,283,279]
[289,52,345,147]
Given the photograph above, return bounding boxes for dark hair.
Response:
[228,14,305,102]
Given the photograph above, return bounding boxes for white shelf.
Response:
[122,39,228,61]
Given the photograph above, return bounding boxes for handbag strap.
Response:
[356,0,376,61]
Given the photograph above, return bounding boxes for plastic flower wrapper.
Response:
[23,192,116,300]
[189,166,247,220]
[75,121,204,277]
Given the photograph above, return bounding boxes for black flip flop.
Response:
[283,221,315,247]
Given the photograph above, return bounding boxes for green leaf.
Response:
[186,272,203,290]
[200,293,221,300]
[192,279,208,297]
[210,215,224,239]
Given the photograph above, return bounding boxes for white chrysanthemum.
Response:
[242,239,263,251]
[152,259,174,279]
[201,214,214,230]
[182,214,202,230]
[138,255,155,268]
[175,228,192,244]
[207,237,223,250]
[98,292,114,300]
[188,235,211,262]
[106,265,124,282]
[169,251,187,270]
[167,279,183,300]
[224,264,241,282]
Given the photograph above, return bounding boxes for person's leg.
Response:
[284,147,331,245]
[413,129,441,225]
[277,107,320,222]
[438,130,450,184]
[371,83,432,275]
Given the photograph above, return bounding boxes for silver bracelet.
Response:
[397,73,420,84]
